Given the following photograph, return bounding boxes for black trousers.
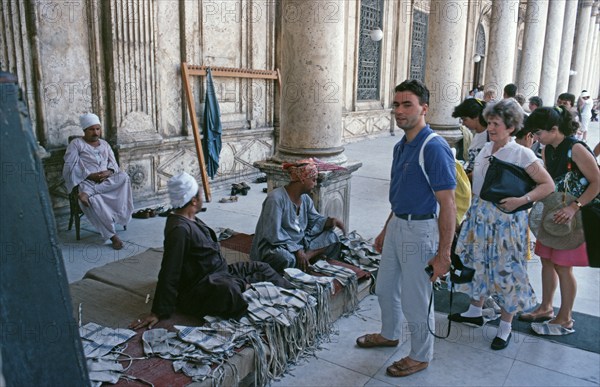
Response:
[179,261,293,319]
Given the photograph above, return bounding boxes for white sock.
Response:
[461,304,483,318]
[497,320,512,341]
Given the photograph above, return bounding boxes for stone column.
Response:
[423,0,468,146]
[255,0,360,228]
[517,0,549,98]
[274,0,345,164]
[484,0,520,97]
[539,0,566,105]
[569,0,594,94]
[591,20,600,97]
[555,0,579,98]
[582,4,599,90]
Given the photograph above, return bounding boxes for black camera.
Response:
[425,265,434,278]
[424,258,474,284]
[448,262,475,284]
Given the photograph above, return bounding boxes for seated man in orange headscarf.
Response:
[250,160,345,273]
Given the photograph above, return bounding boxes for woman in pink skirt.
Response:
[520,106,600,335]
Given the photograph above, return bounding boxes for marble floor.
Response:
[59,122,600,386]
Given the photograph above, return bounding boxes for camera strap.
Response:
[427,282,455,339]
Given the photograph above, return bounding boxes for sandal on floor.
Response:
[132,209,150,219]
[386,358,428,377]
[219,196,238,203]
[518,310,554,323]
[356,333,399,348]
[531,319,575,336]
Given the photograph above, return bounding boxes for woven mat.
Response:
[434,288,600,354]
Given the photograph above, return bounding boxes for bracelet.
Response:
[574,200,583,209]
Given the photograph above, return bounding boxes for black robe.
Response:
[151,214,291,320]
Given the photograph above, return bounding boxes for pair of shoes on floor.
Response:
[356,333,399,348]
[491,333,512,350]
[386,357,428,377]
[231,182,250,196]
[531,319,575,336]
[448,313,485,327]
[133,207,159,219]
[219,196,238,203]
[518,310,554,323]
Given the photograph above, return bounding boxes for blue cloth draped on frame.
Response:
[202,67,222,179]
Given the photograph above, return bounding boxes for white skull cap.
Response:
[80,113,101,130]
[168,172,199,208]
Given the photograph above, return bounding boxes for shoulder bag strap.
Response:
[418,132,440,189]
[419,132,456,339]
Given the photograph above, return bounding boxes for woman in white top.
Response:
[449,99,554,350]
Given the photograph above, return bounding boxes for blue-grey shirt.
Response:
[390,125,456,215]
[250,187,327,260]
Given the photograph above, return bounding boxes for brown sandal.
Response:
[386,358,428,377]
[356,333,399,348]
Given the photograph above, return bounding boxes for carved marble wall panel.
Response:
[118,111,163,143]
[0,0,39,140]
[155,0,183,137]
[343,110,391,139]
[33,1,95,148]
[216,129,274,178]
[105,0,159,141]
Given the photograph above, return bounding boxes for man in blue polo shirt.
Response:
[356,79,456,377]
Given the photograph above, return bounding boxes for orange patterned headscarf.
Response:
[282,159,318,182]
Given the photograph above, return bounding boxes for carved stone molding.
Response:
[127,164,147,190]
[343,110,391,139]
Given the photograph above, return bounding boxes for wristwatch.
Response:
[574,200,583,209]
[525,195,532,203]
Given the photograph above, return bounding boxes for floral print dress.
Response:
[455,140,538,314]
[455,196,537,313]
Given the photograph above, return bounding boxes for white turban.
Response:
[80,113,101,130]
[168,172,199,208]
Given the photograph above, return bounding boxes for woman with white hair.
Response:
[449,99,554,349]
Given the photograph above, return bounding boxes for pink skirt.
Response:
[535,240,589,267]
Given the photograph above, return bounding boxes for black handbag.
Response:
[480,156,536,213]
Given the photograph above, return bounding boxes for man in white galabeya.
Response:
[63,113,134,249]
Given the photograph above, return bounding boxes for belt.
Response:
[395,213,436,221]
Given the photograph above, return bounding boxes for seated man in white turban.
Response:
[62,113,134,250]
[129,172,293,329]
[250,160,345,273]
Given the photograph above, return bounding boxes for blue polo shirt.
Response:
[389,125,456,216]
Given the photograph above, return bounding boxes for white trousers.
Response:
[375,215,438,362]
